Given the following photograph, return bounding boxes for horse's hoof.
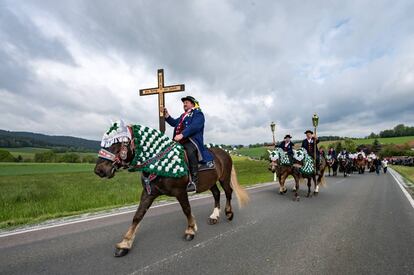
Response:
[279,191,283,195]
[306,193,312,198]
[283,189,287,194]
[114,248,129,257]
[293,196,300,201]
[208,218,219,225]
[185,234,194,241]
[314,191,319,196]
[226,212,234,221]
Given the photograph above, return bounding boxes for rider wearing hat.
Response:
[278,134,295,163]
[302,130,320,169]
[165,96,214,193]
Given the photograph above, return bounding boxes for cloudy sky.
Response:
[1,0,414,145]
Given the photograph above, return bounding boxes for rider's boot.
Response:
[186,163,199,194]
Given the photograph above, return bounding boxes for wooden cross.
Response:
[139,69,185,133]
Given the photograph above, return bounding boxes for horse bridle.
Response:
[98,126,135,169]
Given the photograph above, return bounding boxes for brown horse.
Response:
[95,140,249,257]
[355,155,366,174]
[268,160,301,201]
[268,152,327,199]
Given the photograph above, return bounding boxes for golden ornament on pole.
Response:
[270,121,276,146]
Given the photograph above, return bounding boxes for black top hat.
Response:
[181,96,198,105]
[304,130,313,134]
[284,134,292,139]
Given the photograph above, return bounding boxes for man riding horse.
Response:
[301,130,320,174]
[278,134,294,164]
[165,96,214,193]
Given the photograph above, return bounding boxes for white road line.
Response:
[0,182,278,238]
[389,168,414,209]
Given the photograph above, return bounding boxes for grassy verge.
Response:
[0,157,273,229]
[390,165,414,188]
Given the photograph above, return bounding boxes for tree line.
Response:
[367,124,414,138]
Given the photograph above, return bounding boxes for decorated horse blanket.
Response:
[269,148,315,175]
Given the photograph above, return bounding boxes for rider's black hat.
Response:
[284,134,292,139]
[304,130,313,134]
[181,96,198,105]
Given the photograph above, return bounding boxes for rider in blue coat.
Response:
[165,96,213,193]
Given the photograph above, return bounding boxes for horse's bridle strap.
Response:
[98,149,117,162]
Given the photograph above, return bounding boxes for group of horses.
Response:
[326,153,377,177]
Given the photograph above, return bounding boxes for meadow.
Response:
[0,156,271,229]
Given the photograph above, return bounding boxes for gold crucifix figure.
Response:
[139,69,185,133]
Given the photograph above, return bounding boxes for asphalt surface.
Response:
[1,171,413,275]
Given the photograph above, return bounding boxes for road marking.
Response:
[0,182,277,238]
[389,168,414,209]
[129,220,258,275]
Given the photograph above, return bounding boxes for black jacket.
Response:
[301,137,320,157]
[278,141,295,155]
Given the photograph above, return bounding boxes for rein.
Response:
[132,143,176,169]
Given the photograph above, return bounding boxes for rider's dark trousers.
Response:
[182,140,198,175]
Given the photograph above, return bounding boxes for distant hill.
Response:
[0,129,100,152]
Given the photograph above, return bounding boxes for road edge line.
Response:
[389,168,414,209]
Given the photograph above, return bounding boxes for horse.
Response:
[338,157,351,177]
[94,123,249,257]
[326,155,338,176]
[355,154,366,174]
[267,150,301,201]
[268,148,326,199]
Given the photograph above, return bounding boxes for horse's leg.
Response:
[114,191,157,257]
[306,177,312,197]
[219,180,234,221]
[314,174,320,195]
[293,174,300,201]
[176,190,197,241]
[279,173,287,194]
[208,184,221,225]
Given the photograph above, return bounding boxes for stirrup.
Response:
[186,181,197,194]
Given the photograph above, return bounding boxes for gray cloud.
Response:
[0,0,413,144]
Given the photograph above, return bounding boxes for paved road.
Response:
[1,171,413,275]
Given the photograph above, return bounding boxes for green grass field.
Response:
[235,147,271,159]
[391,165,414,187]
[0,156,272,229]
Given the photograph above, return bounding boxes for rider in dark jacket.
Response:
[165,96,213,193]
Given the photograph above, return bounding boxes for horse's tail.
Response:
[230,165,250,208]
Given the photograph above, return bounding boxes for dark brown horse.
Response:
[95,141,249,257]
[326,156,338,176]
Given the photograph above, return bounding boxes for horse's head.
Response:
[94,120,135,179]
[268,149,281,173]
[94,142,135,178]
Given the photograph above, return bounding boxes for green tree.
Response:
[335,141,343,153]
[34,151,56,162]
[58,153,81,163]
[0,149,16,162]
[372,139,382,153]
[343,139,357,152]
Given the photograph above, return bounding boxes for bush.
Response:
[57,153,81,163]
[0,149,16,162]
[34,151,56,163]
[82,155,97,163]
